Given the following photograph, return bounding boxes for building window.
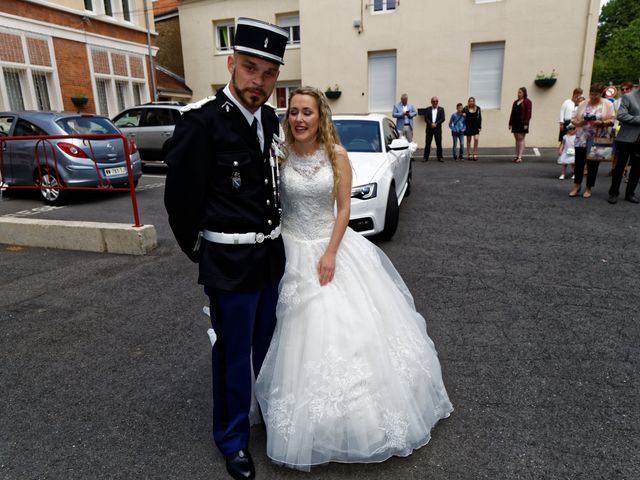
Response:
[32,72,51,110]
[103,0,113,17]
[95,78,110,116]
[215,22,235,52]
[90,48,148,116]
[133,83,143,105]
[0,30,59,111]
[469,42,505,109]
[277,14,300,45]
[3,68,25,110]
[368,51,396,113]
[275,84,301,110]
[84,0,93,10]
[115,80,128,111]
[372,0,396,12]
[121,0,130,21]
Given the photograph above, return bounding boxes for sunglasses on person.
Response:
[621,87,632,93]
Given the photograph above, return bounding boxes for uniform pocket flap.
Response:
[216,151,252,167]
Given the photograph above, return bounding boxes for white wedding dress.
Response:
[254,147,453,471]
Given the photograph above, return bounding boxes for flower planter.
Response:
[71,96,88,107]
[325,90,342,99]
[534,78,557,88]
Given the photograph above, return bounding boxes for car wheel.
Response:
[380,183,399,240]
[34,167,67,205]
[405,163,412,197]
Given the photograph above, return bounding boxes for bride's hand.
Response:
[317,252,336,286]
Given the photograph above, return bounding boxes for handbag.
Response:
[586,128,614,162]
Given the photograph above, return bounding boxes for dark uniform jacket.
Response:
[164,88,285,292]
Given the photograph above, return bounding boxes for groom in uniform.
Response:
[164,17,289,480]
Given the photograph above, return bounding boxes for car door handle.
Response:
[161,132,172,137]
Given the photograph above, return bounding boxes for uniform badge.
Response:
[221,101,234,113]
[264,37,269,48]
[231,171,242,189]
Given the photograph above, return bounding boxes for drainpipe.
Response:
[579,0,598,89]
[143,0,158,102]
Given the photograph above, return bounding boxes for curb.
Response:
[0,218,158,255]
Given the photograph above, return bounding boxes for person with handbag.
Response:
[569,83,615,199]
[608,83,640,204]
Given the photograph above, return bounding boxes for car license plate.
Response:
[104,167,127,176]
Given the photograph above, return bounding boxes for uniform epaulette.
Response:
[263,102,276,111]
[180,96,216,114]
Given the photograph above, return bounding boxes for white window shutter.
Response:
[368,52,396,113]
[469,43,505,109]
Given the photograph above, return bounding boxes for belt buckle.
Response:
[255,232,265,243]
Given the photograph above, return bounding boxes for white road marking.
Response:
[136,182,165,192]
[533,148,541,156]
[3,205,65,217]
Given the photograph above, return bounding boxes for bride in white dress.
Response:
[254,86,453,471]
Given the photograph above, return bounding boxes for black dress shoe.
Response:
[423,157,428,162]
[225,449,255,480]
[607,194,618,204]
[625,194,639,204]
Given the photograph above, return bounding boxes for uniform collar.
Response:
[223,84,262,128]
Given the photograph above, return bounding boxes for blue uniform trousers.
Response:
[204,284,279,455]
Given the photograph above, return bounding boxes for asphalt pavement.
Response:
[1,149,638,480]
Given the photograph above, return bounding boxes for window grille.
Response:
[4,68,25,111]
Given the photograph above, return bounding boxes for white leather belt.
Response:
[202,226,281,245]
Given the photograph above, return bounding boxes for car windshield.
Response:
[334,120,382,153]
[56,116,119,135]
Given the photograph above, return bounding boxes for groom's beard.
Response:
[232,71,268,111]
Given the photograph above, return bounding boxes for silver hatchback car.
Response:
[0,111,142,205]
[112,102,184,164]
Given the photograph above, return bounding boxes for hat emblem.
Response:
[264,37,269,48]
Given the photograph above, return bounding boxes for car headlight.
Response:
[351,183,377,200]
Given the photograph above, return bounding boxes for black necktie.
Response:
[251,118,259,146]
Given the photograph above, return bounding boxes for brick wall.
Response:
[53,38,96,112]
[4,0,155,46]
[155,17,184,77]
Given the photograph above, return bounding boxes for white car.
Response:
[333,114,413,239]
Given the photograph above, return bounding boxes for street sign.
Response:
[605,86,617,98]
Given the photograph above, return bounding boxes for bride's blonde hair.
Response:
[282,86,342,192]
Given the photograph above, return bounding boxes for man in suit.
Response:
[164,17,289,480]
[392,93,417,142]
[608,84,640,204]
[423,96,445,162]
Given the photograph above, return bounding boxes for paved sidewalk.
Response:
[1,149,638,479]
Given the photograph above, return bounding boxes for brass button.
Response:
[267,219,273,225]
[264,178,268,184]
[233,161,239,167]
[266,200,270,205]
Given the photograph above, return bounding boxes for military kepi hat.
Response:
[233,17,289,65]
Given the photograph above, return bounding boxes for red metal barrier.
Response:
[0,133,142,227]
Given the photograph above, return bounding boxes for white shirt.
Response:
[431,107,438,123]
[559,98,577,123]
[223,84,264,150]
[402,105,409,124]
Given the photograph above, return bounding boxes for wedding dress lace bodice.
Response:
[281,148,335,240]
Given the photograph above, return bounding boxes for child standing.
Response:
[449,103,466,160]
[557,124,577,180]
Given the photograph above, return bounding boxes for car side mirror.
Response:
[388,138,409,151]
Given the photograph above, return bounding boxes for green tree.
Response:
[592,0,640,84]
[596,0,640,50]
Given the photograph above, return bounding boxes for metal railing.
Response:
[0,133,142,227]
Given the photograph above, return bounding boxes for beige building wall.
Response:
[179,0,599,148]
[179,0,301,97]
[39,0,155,32]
